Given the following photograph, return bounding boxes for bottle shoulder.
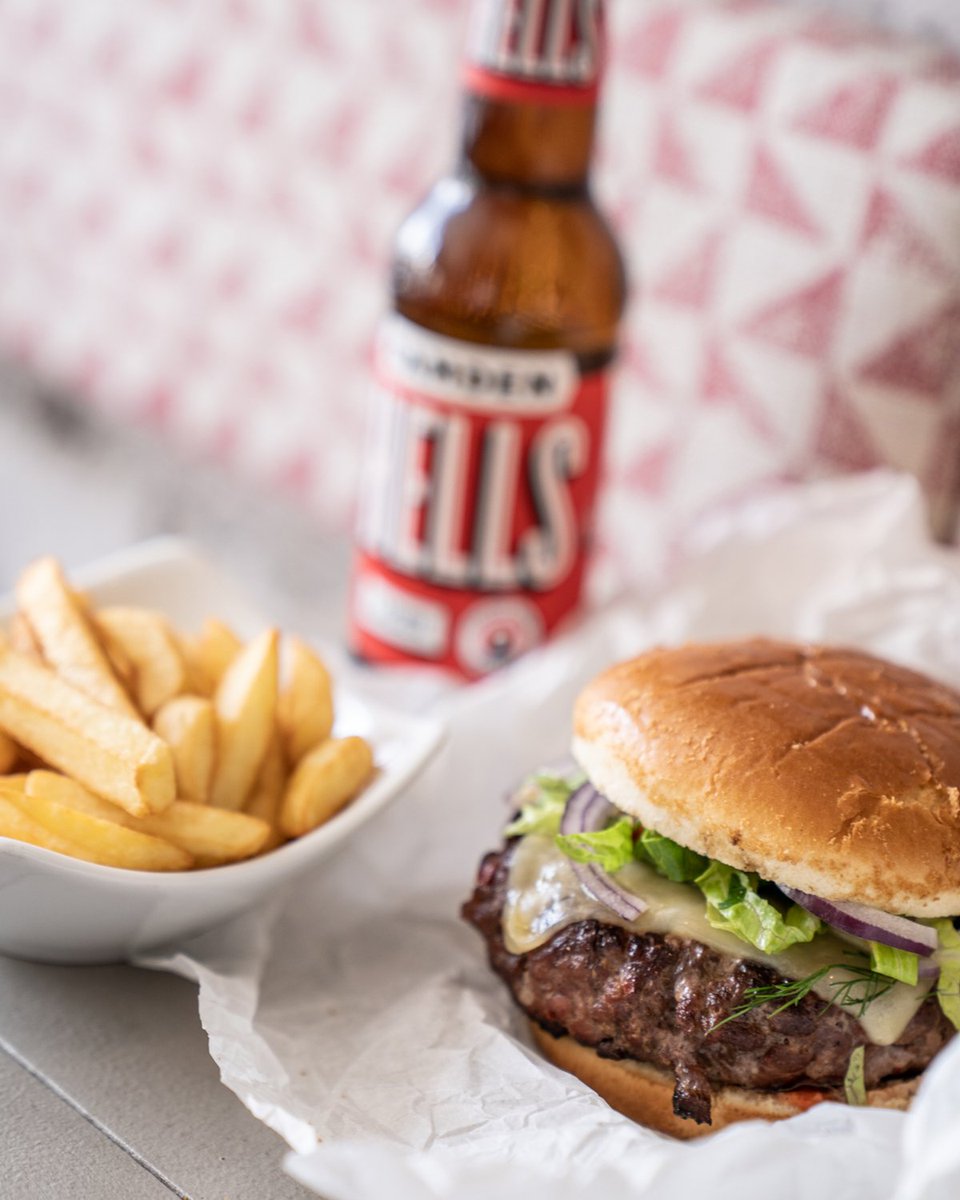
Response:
[391,174,627,354]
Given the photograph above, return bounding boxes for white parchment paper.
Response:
[140,473,960,1200]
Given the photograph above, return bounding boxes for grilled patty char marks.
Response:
[462,843,954,1124]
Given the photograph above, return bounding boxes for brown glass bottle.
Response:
[350,0,626,680]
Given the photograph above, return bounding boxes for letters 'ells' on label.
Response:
[352,316,610,678]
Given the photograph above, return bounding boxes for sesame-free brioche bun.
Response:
[529,1022,918,1138]
[572,639,960,918]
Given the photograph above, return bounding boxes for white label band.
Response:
[377,315,579,416]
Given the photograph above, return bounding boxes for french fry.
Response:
[0,784,88,859]
[0,646,175,816]
[12,777,191,870]
[0,731,18,774]
[98,634,136,693]
[0,556,377,871]
[199,619,243,681]
[15,557,139,718]
[8,613,41,661]
[137,802,269,864]
[153,695,215,804]
[278,638,334,764]
[210,630,279,810]
[27,770,117,814]
[26,772,269,865]
[280,736,374,838]
[183,619,243,697]
[96,607,188,717]
[244,734,287,852]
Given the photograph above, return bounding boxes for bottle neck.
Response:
[459,93,598,191]
[459,0,604,190]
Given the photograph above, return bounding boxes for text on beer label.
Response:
[354,315,610,676]
[378,315,578,415]
[358,384,590,592]
[466,0,603,86]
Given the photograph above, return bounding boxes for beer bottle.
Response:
[350,0,626,680]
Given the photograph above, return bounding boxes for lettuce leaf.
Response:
[636,829,707,882]
[869,941,919,985]
[932,918,960,1032]
[503,771,583,838]
[695,862,822,954]
[511,770,830,961]
[555,816,635,873]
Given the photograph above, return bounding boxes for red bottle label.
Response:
[350,316,610,679]
[463,0,604,106]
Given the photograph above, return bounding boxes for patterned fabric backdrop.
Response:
[1,0,959,591]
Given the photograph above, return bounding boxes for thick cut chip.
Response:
[0,731,18,774]
[27,772,268,864]
[278,638,334,764]
[244,734,287,853]
[280,736,374,837]
[136,802,269,864]
[210,630,279,810]
[8,613,41,661]
[0,785,89,859]
[96,608,188,717]
[183,619,243,697]
[98,630,136,691]
[153,695,215,804]
[27,770,127,818]
[16,557,139,718]
[12,778,191,870]
[0,647,175,816]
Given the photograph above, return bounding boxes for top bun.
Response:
[572,639,960,917]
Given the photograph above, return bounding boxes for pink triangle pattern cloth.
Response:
[0,0,958,588]
[598,0,960,582]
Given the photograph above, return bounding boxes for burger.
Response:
[462,638,960,1137]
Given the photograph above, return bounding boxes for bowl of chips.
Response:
[0,539,444,963]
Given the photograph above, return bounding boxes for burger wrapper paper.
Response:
[139,473,960,1200]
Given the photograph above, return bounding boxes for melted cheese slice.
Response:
[503,835,932,1046]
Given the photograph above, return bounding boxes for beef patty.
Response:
[462,842,954,1124]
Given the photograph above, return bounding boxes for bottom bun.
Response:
[529,1022,919,1139]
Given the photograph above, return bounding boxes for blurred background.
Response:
[1,0,959,639]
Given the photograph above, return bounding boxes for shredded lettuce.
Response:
[503,771,583,838]
[843,1045,867,1106]
[695,862,822,954]
[869,941,919,985]
[636,829,707,882]
[555,816,635,873]
[932,918,960,1032]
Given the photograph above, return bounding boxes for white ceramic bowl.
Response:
[0,539,444,964]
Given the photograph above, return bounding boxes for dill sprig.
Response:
[711,963,896,1031]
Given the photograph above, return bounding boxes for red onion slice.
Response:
[779,886,937,957]
[560,783,648,921]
